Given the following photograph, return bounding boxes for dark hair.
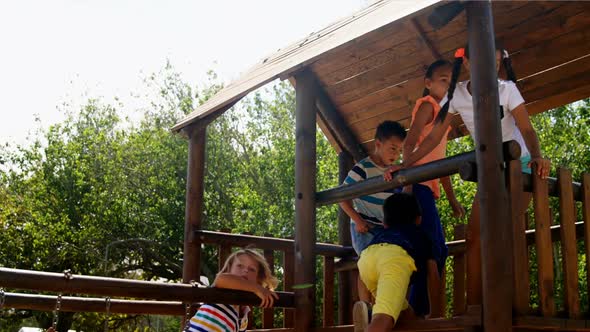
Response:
[422,59,453,97]
[383,193,422,227]
[436,40,518,124]
[374,121,407,141]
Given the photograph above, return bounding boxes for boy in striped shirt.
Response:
[338,121,406,312]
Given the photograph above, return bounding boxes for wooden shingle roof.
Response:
[173,0,590,153]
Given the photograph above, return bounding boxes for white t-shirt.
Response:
[448,80,529,157]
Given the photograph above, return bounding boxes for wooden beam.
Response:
[294,69,318,331]
[314,76,367,162]
[532,166,556,317]
[557,168,581,319]
[453,224,466,316]
[508,160,530,316]
[410,17,442,60]
[0,268,295,307]
[194,230,354,257]
[3,292,188,316]
[583,173,590,311]
[466,2,513,331]
[183,126,206,285]
[337,151,353,325]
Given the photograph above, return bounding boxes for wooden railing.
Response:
[194,230,348,329]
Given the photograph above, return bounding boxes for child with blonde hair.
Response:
[186,248,279,332]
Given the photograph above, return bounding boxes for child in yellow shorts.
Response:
[356,193,439,332]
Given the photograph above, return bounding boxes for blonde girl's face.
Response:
[229,254,260,283]
[425,66,451,100]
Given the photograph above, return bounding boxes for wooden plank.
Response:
[337,152,353,325]
[583,173,590,310]
[294,70,318,332]
[311,19,416,75]
[557,168,581,319]
[321,36,428,93]
[526,83,590,116]
[183,127,206,286]
[453,224,466,316]
[508,160,530,316]
[520,54,590,100]
[523,65,590,105]
[465,193,481,307]
[264,244,276,328]
[532,165,556,317]
[284,251,295,328]
[323,256,335,327]
[194,230,354,257]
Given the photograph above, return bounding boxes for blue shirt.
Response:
[368,223,437,274]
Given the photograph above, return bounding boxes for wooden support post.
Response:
[507,159,530,315]
[218,229,232,271]
[183,126,206,284]
[453,224,466,316]
[283,251,295,328]
[557,168,580,318]
[532,165,556,317]
[263,242,275,328]
[337,151,353,325]
[466,2,513,331]
[582,173,590,306]
[323,256,335,327]
[294,69,317,332]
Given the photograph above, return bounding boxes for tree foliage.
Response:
[0,57,588,331]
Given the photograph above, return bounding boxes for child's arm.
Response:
[213,273,279,308]
[338,200,369,233]
[426,259,443,318]
[384,115,454,181]
[440,176,465,218]
[511,104,551,179]
[403,102,435,160]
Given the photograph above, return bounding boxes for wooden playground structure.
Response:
[2,1,590,331]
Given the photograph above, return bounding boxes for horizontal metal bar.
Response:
[0,268,294,308]
[195,230,355,257]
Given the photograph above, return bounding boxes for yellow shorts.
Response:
[357,243,416,323]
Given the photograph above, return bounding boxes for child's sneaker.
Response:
[353,301,369,332]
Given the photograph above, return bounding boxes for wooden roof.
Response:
[173,0,590,154]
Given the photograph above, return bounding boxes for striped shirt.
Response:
[187,303,249,332]
[343,157,399,225]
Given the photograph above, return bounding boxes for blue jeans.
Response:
[408,184,448,316]
[350,221,384,255]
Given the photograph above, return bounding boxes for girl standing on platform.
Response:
[385,42,551,303]
[186,248,278,332]
[400,59,465,318]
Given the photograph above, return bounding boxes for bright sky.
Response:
[0,0,366,145]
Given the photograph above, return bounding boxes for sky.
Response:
[0,0,366,145]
